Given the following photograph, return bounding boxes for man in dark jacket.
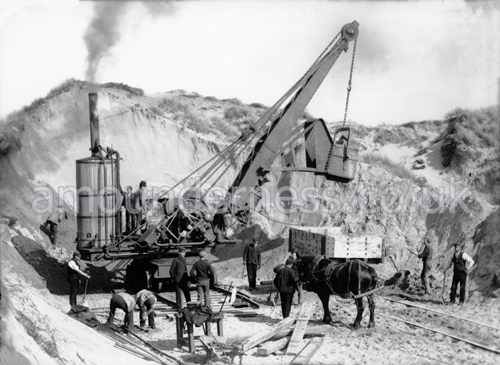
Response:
[288,249,303,305]
[243,227,262,291]
[170,248,191,308]
[445,243,475,304]
[67,251,90,307]
[418,238,433,295]
[190,251,217,307]
[274,258,299,318]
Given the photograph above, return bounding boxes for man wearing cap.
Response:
[107,292,136,331]
[243,226,262,291]
[135,289,157,329]
[445,243,475,304]
[131,181,147,231]
[274,258,299,318]
[67,251,90,307]
[190,251,217,307]
[170,248,191,308]
[418,238,433,295]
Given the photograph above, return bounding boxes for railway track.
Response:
[376,295,500,356]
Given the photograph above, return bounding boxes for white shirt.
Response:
[68,259,80,271]
[461,252,475,270]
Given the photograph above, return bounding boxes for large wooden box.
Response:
[289,226,384,263]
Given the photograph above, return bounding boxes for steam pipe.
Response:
[106,147,122,238]
[89,93,100,156]
[89,93,109,248]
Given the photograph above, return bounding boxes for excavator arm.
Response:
[230,21,359,208]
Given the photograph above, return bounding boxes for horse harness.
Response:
[306,255,379,300]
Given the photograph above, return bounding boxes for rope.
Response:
[342,38,357,127]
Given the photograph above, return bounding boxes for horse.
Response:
[296,255,380,329]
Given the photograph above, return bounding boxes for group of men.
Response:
[418,238,475,304]
[66,226,477,331]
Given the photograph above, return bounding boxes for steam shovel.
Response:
[81,278,89,308]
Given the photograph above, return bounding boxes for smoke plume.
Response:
[84,1,175,83]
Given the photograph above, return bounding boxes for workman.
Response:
[169,247,191,308]
[287,249,303,305]
[418,238,433,295]
[67,251,90,307]
[123,186,133,234]
[445,243,475,304]
[190,251,217,307]
[107,292,136,331]
[131,181,147,231]
[45,206,65,245]
[274,258,299,319]
[135,289,157,330]
[242,226,262,291]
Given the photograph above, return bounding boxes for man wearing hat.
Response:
[131,181,147,231]
[445,242,475,304]
[67,251,90,307]
[274,258,299,318]
[190,251,217,307]
[170,247,191,308]
[242,225,262,291]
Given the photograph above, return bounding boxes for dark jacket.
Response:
[170,256,188,283]
[190,260,215,282]
[274,266,298,294]
[243,243,261,266]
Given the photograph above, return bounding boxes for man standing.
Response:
[288,249,303,305]
[67,251,90,307]
[170,248,192,308]
[445,243,475,304]
[242,228,262,291]
[107,292,135,331]
[418,238,433,295]
[274,258,299,319]
[190,251,217,307]
[135,289,157,330]
[131,181,147,231]
[123,186,133,234]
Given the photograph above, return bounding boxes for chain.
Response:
[342,38,357,127]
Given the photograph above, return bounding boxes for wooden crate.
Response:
[289,227,384,263]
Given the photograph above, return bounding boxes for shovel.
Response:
[81,278,89,308]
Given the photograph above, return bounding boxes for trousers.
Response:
[450,271,467,303]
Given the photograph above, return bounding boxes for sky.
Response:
[0,0,499,126]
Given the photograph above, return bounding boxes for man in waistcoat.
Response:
[67,251,90,307]
[445,243,475,304]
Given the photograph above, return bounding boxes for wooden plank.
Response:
[286,303,313,356]
[257,336,290,356]
[240,317,296,351]
[270,325,332,342]
[290,337,324,365]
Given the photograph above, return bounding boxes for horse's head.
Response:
[295,255,316,284]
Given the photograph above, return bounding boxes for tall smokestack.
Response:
[89,93,100,156]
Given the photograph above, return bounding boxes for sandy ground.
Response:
[52,278,500,365]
